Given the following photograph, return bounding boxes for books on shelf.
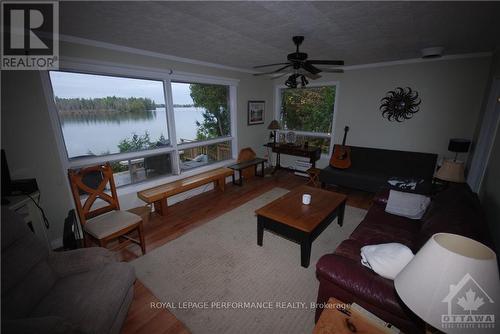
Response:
[294,171,309,177]
[294,159,312,178]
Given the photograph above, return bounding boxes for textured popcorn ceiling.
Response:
[60,1,500,69]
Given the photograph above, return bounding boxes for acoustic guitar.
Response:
[330,126,352,169]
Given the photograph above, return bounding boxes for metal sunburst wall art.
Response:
[380,87,421,122]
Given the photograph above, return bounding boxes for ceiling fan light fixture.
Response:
[285,74,298,88]
[300,75,308,87]
[253,36,345,87]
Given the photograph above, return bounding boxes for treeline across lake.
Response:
[55,96,157,114]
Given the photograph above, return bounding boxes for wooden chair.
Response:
[68,162,146,255]
[237,147,257,179]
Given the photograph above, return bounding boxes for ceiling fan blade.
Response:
[301,62,322,75]
[307,60,344,66]
[271,72,289,79]
[253,64,292,76]
[317,68,344,73]
[303,72,322,80]
[253,62,290,69]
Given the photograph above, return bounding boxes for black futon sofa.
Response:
[320,145,438,193]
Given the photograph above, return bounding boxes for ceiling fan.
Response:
[253,36,344,88]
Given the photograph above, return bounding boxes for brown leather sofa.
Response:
[315,184,494,333]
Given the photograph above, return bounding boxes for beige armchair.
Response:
[1,207,135,334]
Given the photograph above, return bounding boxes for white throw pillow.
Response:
[385,190,431,220]
[360,243,414,280]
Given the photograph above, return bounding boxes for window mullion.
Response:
[67,146,176,169]
[178,136,233,150]
[229,85,238,160]
[164,78,181,175]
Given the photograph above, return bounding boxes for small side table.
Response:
[313,298,401,334]
[306,167,321,187]
[228,158,266,186]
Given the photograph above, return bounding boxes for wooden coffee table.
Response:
[255,185,347,268]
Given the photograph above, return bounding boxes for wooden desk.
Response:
[264,143,321,173]
[313,298,401,334]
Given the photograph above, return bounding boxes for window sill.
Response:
[115,159,236,198]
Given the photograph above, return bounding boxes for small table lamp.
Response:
[395,233,499,333]
[267,120,281,145]
[448,138,471,162]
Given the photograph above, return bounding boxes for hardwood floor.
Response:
[120,171,373,334]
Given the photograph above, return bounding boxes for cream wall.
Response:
[273,56,491,169]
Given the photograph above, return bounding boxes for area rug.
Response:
[132,187,367,334]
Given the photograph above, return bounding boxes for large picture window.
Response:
[49,71,169,158]
[172,82,230,144]
[47,67,237,188]
[279,86,336,154]
[179,141,232,171]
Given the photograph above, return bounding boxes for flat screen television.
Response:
[1,149,38,201]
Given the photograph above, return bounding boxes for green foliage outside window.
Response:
[281,86,335,133]
[117,132,168,153]
[189,84,230,141]
[55,96,156,114]
[109,132,168,173]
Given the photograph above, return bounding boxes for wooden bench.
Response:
[228,158,266,186]
[137,167,233,216]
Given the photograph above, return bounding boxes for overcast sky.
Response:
[49,71,194,105]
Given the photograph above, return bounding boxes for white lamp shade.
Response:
[435,160,466,183]
[395,233,499,333]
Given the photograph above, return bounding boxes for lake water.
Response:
[61,107,205,158]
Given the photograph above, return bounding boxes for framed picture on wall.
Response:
[247,100,265,125]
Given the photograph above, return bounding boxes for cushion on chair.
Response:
[84,210,141,239]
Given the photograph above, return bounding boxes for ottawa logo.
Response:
[441,273,495,330]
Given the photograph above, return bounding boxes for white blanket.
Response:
[385,190,430,219]
[360,243,414,280]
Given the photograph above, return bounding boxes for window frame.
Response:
[41,57,239,191]
[274,81,340,157]
[171,79,234,148]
